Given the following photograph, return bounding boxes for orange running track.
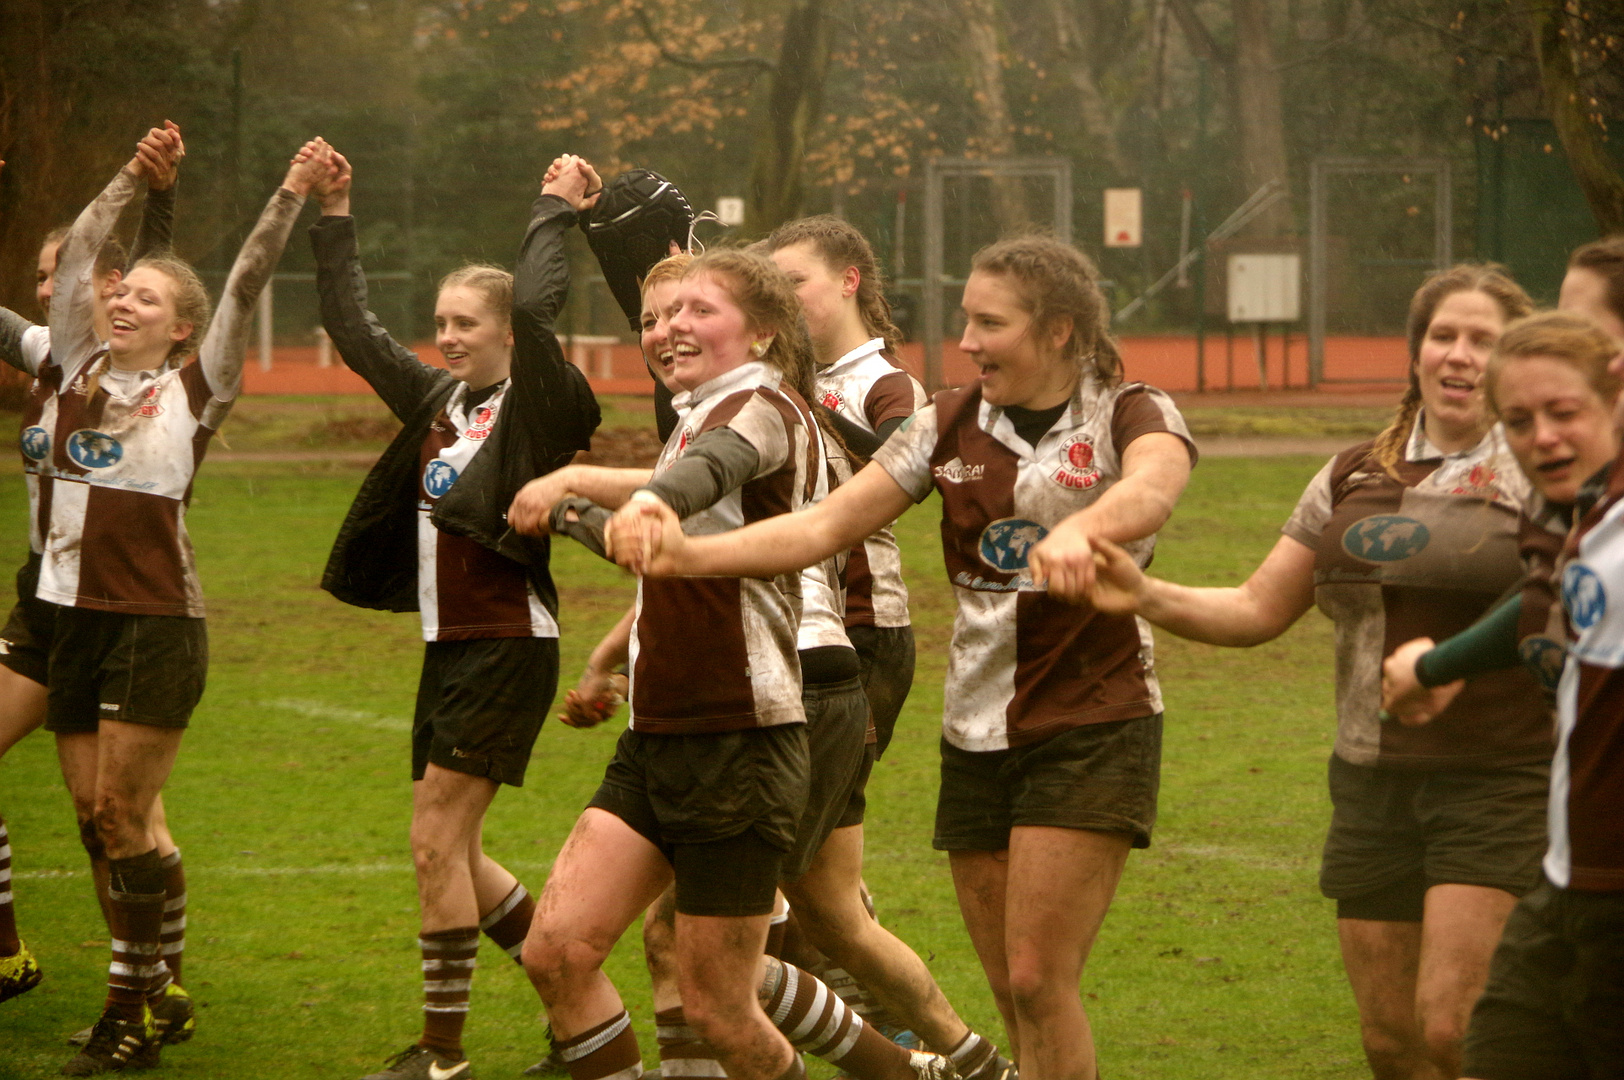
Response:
[240,334,1409,397]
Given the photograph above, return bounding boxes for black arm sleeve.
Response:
[1415,594,1525,687]
[874,415,906,444]
[510,194,601,468]
[310,215,448,421]
[823,407,884,459]
[549,496,613,560]
[131,183,177,262]
[640,428,761,520]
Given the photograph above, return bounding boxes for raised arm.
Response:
[194,143,321,401]
[131,121,183,262]
[1029,431,1193,601]
[1087,532,1317,646]
[606,459,916,578]
[307,146,446,419]
[50,163,142,382]
[507,155,603,470]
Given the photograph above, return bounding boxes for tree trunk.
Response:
[1529,0,1624,234]
[959,0,1028,234]
[745,0,834,237]
[1042,0,1130,177]
[1229,0,1292,238]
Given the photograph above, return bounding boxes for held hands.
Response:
[1028,516,1098,603]
[307,145,353,216]
[604,496,683,576]
[1380,638,1462,726]
[541,154,603,212]
[507,469,583,537]
[1083,537,1150,615]
[129,122,184,191]
[558,667,628,729]
[283,138,340,200]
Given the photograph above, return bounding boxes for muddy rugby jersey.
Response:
[416,380,557,642]
[629,362,822,734]
[815,338,923,628]
[37,172,304,618]
[1282,419,1550,770]
[872,377,1194,752]
[1543,451,1624,891]
[10,325,57,555]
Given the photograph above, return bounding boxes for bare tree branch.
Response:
[634,7,776,74]
[1166,0,1232,66]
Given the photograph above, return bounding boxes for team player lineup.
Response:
[0,123,1621,1080]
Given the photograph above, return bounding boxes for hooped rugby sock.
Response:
[655,1006,728,1080]
[557,1009,644,1080]
[479,881,535,965]
[0,817,17,955]
[947,1032,1000,1079]
[771,1053,807,1080]
[757,957,914,1080]
[105,849,166,1022]
[418,927,478,1057]
[807,958,901,1034]
[159,849,186,986]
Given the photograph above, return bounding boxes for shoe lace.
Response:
[384,1045,428,1069]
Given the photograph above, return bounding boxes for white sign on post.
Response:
[1103,188,1142,248]
[716,197,745,227]
[1227,254,1301,322]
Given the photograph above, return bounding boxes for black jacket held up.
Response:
[313,193,600,614]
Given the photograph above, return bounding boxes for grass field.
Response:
[0,415,1365,1078]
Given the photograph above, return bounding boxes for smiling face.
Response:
[106,266,191,367]
[958,271,1075,409]
[36,240,121,336]
[770,241,853,354]
[666,271,754,391]
[640,279,683,392]
[435,285,513,389]
[1495,355,1619,504]
[1414,289,1506,442]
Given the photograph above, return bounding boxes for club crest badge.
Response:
[1342,515,1430,562]
[978,517,1049,573]
[1563,563,1607,630]
[819,389,844,412]
[1053,434,1100,490]
[67,430,122,470]
[135,385,164,418]
[465,405,495,441]
[423,458,459,499]
[1450,462,1497,497]
[20,426,49,462]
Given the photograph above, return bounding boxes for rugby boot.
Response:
[0,940,43,1003]
[362,1044,474,1080]
[149,982,196,1044]
[60,1007,156,1075]
[521,1025,566,1077]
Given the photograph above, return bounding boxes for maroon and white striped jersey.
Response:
[873,377,1195,752]
[629,362,821,734]
[815,338,922,628]
[416,381,557,642]
[38,168,304,618]
[1282,420,1547,769]
[1547,453,1624,891]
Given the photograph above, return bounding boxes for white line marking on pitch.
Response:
[258,697,411,732]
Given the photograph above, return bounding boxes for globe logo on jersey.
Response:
[1518,636,1567,691]
[19,426,49,462]
[1342,515,1430,562]
[67,430,122,470]
[979,517,1049,573]
[1563,563,1607,630]
[423,459,459,499]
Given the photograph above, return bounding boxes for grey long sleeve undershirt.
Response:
[640,427,763,520]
